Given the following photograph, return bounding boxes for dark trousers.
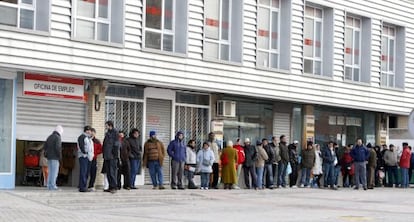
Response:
[342,168,353,187]
[88,159,97,188]
[122,160,131,189]
[289,164,298,187]
[387,165,399,187]
[243,165,257,189]
[210,163,219,188]
[105,159,118,190]
[78,157,90,191]
[409,167,413,184]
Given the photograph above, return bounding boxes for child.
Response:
[197,142,215,190]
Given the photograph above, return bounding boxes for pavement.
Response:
[1,186,414,222]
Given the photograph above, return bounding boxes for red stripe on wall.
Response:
[24,73,84,85]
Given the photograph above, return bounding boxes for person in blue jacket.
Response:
[350,138,370,190]
[167,131,186,189]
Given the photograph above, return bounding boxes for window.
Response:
[345,16,361,81]
[257,0,280,69]
[144,0,188,53]
[0,0,49,31]
[381,24,405,88]
[204,0,242,62]
[303,6,322,75]
[74,0,124,43]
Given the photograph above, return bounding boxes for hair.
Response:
[262,138,268,142]
[328,141,334,145]
[236,138,241,143]
[91,128,96,133]
[208,132,215,136]
[203,142,209,147]
[188,139,196,146]
[272,136,277,141]
[280,135,286,140]
[84,125,92,132]
[105,121,114,128]
[403,142,409,147]
[118,130,125,135]
[307,141,313,146]
[129,128,140,137]
[356,138,363,142]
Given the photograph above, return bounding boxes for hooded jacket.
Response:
[167,131,186,162]
[44,131,62,160]
[196,147,215,173]
[125,133,142,160]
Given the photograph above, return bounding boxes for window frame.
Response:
[381,24,396,88]
[73,0,112,42]
[203,0,232,61]
[344,15,362,82]
[0,0,45,31]
[256,0,281,69]
[303,5,323,75]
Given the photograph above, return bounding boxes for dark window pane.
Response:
[146,0,162,29]
[145,31,161,49]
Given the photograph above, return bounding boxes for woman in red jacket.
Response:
[233,138,245,189]
[400,143,411,188]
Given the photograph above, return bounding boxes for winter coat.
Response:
[383,150,398,167]
[126,136,142,160]
[322,147,337,165]
[120,139,131,162]
[233,144,245,165]
[263,144,274,165]
[243,144,257,167]
[350,145,370,162]
[340,152,354,175]
[301,147,315,169]
[186,146,197,165]
[312,150,323,175]
[44,131,62,160]
[92,137,103,160]
[143,138,166,167]
[103,128,120,160]
[367,149,377,168]
[400,147,411,169]
[167,132,186,162]
[256,145,269,168]
[221,146,238,184]
[270,142,281,163]
[196,148,215,173]
[288,144,299,166]
[77,132,94,161]
[279,142,289,165]
[210,140,220,163]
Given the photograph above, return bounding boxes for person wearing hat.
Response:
[44,125,63,191]
[77,125,93,192]
[221,140,238,189]
[143,131,166,189]
[242,138,257,189]
[288,140,299,188]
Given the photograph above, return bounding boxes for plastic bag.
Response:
[286,162,292,175]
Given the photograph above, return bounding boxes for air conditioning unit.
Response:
[217,100,236,117]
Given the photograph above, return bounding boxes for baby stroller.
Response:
[22,145,42,186]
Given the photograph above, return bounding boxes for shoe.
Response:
[104,189,111,192]
[205,187,209,190]
[188,186,198,189]
[330,186,338,190]
[368,187,374,190]
[159,186,165,190]
[152,186,158,190]
[363,187,367,191]
[88,187,96,192]
[110,189,117,194]
[79,189,90,192]
[291,185,298,189]
[178,186,185,190]
[354,187,359,190]
[123,187,131,190]
[171,186,177,190]
[131,187,138,189]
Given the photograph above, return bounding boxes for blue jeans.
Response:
[401,168,409,188]
[334,165,341,186]
[323,163,335,186]
[300,168,311,186]
[47,159,59,190]
[278,162,287,187]
[88,159,97,188]
[256,167,264,188]
[264,163,274,188]
[78,157,90,191]
[148,160,163,187]
[200,172,210,188]
[130,159,140,188]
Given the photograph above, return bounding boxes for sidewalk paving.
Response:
[1,186,414,222]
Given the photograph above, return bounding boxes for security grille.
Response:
[175,106,209,150]
[105,99,143,134]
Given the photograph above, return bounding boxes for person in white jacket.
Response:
[185,140,198,189]
[312,144,323,188]
[197,142,215,190]
[77,125,94,192]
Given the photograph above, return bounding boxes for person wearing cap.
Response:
[242,138,257,189]
[350,138,370,190]
[44,125,63,191]
[288,140,299,188]
[77,125,93,192]
[221,140,238,189]
[300,141,315,188]
[143,131,166,189]
[278,135,289,188]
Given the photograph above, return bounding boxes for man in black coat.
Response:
[242,138,257,189]
[103,121,120,193]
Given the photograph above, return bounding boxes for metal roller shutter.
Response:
[273,112,291,143]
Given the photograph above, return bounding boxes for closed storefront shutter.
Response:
[273,112,291,143]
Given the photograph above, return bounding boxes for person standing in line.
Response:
[125,128,142,189]
[102,121,120,194]
[221,141,238,190]
[120,130,132,190]
[167,131,186,190]
[399,143,411,188]
[300,141,315,188]
[88,128,102,191]
[233,138,245,189]
[143,131,166,190]
[350,138,370,190]
[340,145,354,188]
[44,125,63,191]
[78,125,94,192]
[197,142,215,190]
[116,131,126,190]
[409,146,414,184]
[367,144,377,189]
[262,138,274,189]
[269,136,281,188]
[322,141,338,190]
[208,132,220,189]
[255,141,269,190]
[185,139,198,189]
[39,145,48,187]
[312,144,323,188]
[242,138,257,189]
[383,144,399,187]
[288,141,300,188]
[278,135,289,188]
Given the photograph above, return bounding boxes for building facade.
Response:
[0,0,413,189]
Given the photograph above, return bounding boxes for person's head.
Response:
[55,125,64,136]
[382,144,388,150]
[390,144,395,151]
[328,141,334,148]
[314,144,320,150]
[345,146,352,152]
[208,132,215,141]
[235,138,241,146]
[347,144,353,150]
[333,142,338,148]
[175,131,184,141]
[403,142,409,148]
[356,138,363,146]
[91,128,96,137]
[149,131,156,139]
[83,125,92,136]
[118,130,125,138]
[280,135,286,143]
[367,143,373,149]
[244,138,251,146]
[188,139,196,148]
[227,140,233,148]
[374,145,380,152]
[307,141,313,149]
[293,140,299,147]
[105,121,114,130]
[272,136,277,143]
[262,138,268,146]
[130,128,140,139]
[203,142,209,150]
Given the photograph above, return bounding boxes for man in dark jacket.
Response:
[167,131,186,189]
[288,141,299,187]
[300,141,315,187]
[278,135,289,188]
[350,138,370,190]
[44,125,63,191]
[103,121,120,193]
[269,136,281,187]
[242,138,257,189]
[322,141,337,190]
[124,128,142,189]
[367,144,377,189]
[262,138,274,189]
